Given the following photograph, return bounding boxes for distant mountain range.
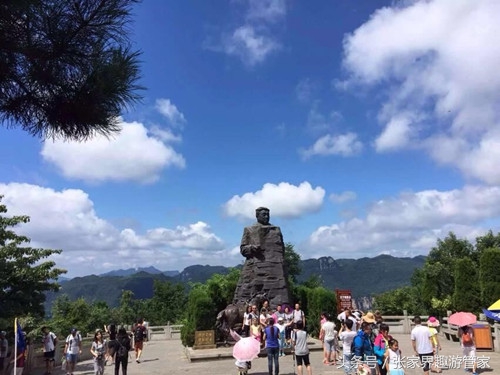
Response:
[44,255,425,312]
[99,266,180,277]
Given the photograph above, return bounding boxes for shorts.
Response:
[66,353,78,363]
[44,350,56,361]
[418,352,434,372]
[324,339,336,353]
[134,340,144,350]
[463,346,476,359]
[295,354,310,366]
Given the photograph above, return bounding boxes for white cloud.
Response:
[0,183,230,277]
[222,25,281,66]
[341,0,500,184]
[208,0,286,66]
[306,104,343,134]
[307,185,500,258]
[41,119,185,183]
[223,181,325,220]
[155,98,186,127]
[300,133,363,159]
[330,191,357,204]
[374,113,415,152]
[246,0,286,23]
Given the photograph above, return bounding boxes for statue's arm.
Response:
[240,227,259,258]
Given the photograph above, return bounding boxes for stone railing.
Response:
[148,324,183,340]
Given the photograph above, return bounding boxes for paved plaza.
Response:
[32,334,498,375]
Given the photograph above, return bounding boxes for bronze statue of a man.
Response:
[233,207,291,307]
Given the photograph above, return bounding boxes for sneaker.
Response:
[136,359,140,363]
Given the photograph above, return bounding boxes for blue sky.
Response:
[2,0,500,278]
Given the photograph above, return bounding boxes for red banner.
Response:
[335,289,352,314]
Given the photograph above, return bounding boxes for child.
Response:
[250,317,262,342]
[235,359,249,375]
[384,338,404,375]
[275,317,286,356]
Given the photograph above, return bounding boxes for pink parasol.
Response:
[448,312,477,327]
[233,337,261,362]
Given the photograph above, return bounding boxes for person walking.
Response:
[109,328,131,375]
[263,318,280,375]
[274,317,286,357]
[292,320,312,375]
[319,313,338,365]
[90,329,107,375]
[459,325,477,375]
[132,319,146,363]
[411,316,434,375]
[427,317,442,373]
[64,328,82,375]
[41,326,57,375]
[339,318,357,375]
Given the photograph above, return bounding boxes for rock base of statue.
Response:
[233,225,291,308]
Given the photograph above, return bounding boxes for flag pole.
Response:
[13,318,18,375]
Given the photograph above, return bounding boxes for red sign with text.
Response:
[335,289,352,314]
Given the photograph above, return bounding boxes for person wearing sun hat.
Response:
[427,317,442,373]
[427,316,440,327]
[362,312,377,343]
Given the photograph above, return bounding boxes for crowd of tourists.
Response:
[0,318,148,375]
[241,303,479,375]
[56,317,148,375]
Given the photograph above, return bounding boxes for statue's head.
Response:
[255,207,270,225]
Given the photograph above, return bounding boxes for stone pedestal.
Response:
[233,223,291,307]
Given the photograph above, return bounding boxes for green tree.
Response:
[479,247,500,306]
[452,258,481,312]
[49,294,72,336]
[306,287,336,337]
[417,232,475,310]
[475,231,500,256]
[87,301,112,333]
[181,285,216,347]
[146,280,186,325]
[373,286,423,315]
[118,290,136,325]
[301,275,322,289]
[0,0,143,140]
[204,268,240,312]
[284,243,302,284]
[48,296,111,337]
[0,197,66,326]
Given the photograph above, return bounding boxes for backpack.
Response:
[117,340,128,358]
[462,331,473,346]
[134,326,144,342]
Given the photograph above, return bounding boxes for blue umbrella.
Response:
[482,308,500,322]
